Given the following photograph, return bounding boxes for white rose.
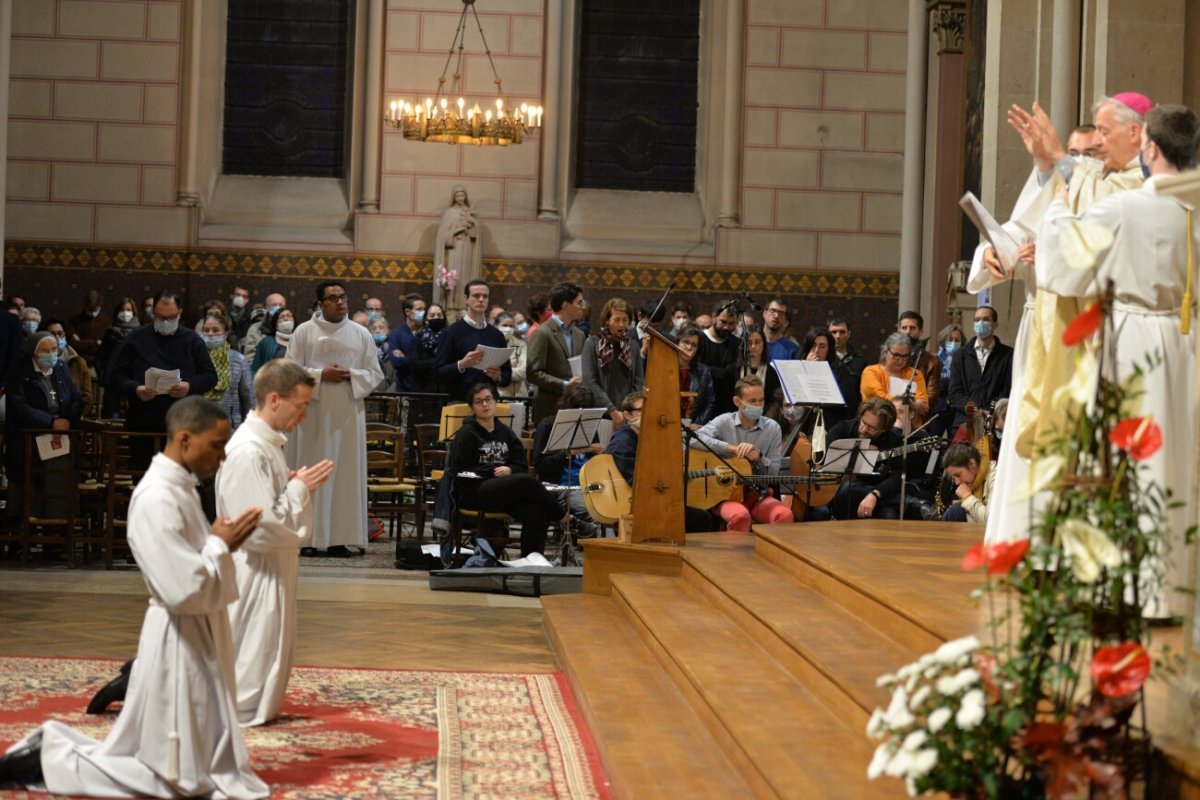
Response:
[909,686,931,709]
[868,743,894,780]
[936,675,958,695]
[950,668,980,693]
[933,635,980,664]
[866,708,886,738]
[884,749,914,778]
[955,688,987,730]
[927,707,952,733]
[903,730,928,752]
[910,748,938,779]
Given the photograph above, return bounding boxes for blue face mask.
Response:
[203,335,225,349]
[154,318,179,336]
[23,320,38,335]
[517,322,529,335]
[56,337,68,353]
[372,332,388,344]
[740,404,764,421]
[944,341,960,354]
[412,310,426,324]
[973,320,993,339]
[367,310,380,322]
[36,352,58,371]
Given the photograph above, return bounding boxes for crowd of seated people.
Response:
[0,278,1013,553]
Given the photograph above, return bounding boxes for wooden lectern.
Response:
[628,327,688,545]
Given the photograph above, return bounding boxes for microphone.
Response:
[741,291,762,311]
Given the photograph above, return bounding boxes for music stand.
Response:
[822,438,877,519]
[541,408,612,454]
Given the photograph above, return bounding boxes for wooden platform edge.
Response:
[579,537,684,595]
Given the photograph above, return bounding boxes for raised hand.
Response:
[212,506,263,552]
[294,459,335,492]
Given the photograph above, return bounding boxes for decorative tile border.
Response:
[4,242,899,300]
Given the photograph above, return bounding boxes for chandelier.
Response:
[384,0,543,146]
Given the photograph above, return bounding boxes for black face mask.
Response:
[427,318,447,332]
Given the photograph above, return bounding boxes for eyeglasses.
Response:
[861,420,883,435]
[763,308,785,316]
[472,396,496,406]
[887,350,910,360]
[322,294,349,303]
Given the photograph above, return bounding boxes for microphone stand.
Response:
[896,351,921,521]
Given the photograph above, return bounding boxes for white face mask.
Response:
[276,320,295,334]
[231,296,247,309]
[498,326,514,336]
[117,310,134,323]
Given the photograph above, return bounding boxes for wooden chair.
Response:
[365,422,422,539]
[14,429,83,565]
[438,402,514,441]
[364,392,401,426]
[97,429,164,568]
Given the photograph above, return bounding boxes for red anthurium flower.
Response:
[962,539,1030,575]
[1023,721,1067,752]
[1091,642,1151,698]
[1108,417,1163,462]
[1062,301,1102,346]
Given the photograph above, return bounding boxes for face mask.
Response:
[372,331,388,344]
[498,326,514,336]
[276,320,295,334]
[154,318,179,336]
[1138,147,1151,179]
[673,318,687,331]
[144,306,153,317]
[36,352,58,370]
[23,320,38,334]
[995,428,1004,439]
[944,341,960,354]
[231,296,247,309]
[267,305,281,316]
[973,320,993,339]
[740,404,764,421]
[782,405,801,422]
[117,310,134,323]
[412,310,426,324]
[628,415,641,432]
[427,317,447,332]
[367,310,380,322]
[88,308,100,318]
[203,335,225,349]
[56,337,68,353]
[517,321,529,335]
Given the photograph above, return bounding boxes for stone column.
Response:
[358,0,383,213]
[537,0,564,220]
[177,0,203,207]
[1049,0,1080,135]
[898,0,929,314]
[926,3,966,332]
[716,0,744,228]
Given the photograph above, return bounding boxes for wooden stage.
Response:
[544,520,1186,799]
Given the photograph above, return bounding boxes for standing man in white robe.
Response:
[218,359,334,726]
[1036,104,1199,618]
[0,397,267,799]
[974,93,1149,544]
[287,280,383,557]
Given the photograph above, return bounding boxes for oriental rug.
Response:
[0,656,610,800]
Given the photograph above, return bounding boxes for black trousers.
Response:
[811,479,900,520]
[461,473,563,557]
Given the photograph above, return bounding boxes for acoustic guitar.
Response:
[578,453,745,521]
[684,451,851,510]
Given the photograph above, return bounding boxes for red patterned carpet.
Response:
[0,657,611,799]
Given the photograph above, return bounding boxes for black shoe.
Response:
[325,545,353,558]
[300,547,319,557]
[86,658,133,714]
[0,729,44,789]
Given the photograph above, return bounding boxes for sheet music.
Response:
[542,407,612,452]
[35,433,71,460]
[888,375,915,399]
[568,355,582,379]
[143,368,180,395]
[310,337,361,370]
[959,191,1023,276]
[474,345,515,370]
[822,438,878,475]
[771,360,845,406]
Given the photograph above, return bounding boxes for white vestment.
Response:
[1037,175,1197,617]
[968,170,1041,544]
[218,412,313,726]
[13,454,269,799]
[286,316,382,549]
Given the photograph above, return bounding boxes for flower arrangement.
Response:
[867,286,1182,799]
[436,263,459,295]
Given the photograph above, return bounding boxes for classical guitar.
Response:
[578,454,631,525]
[684,451,847,510]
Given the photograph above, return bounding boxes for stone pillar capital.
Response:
[931,3,966,55]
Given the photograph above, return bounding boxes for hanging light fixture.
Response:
[384,0,543,146]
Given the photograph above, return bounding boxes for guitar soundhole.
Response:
[716,475,734,487]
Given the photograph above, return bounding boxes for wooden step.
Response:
[609,572,900,800]
[681,546,918,731]
[753,521,989,654]
[542,593,754,800]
